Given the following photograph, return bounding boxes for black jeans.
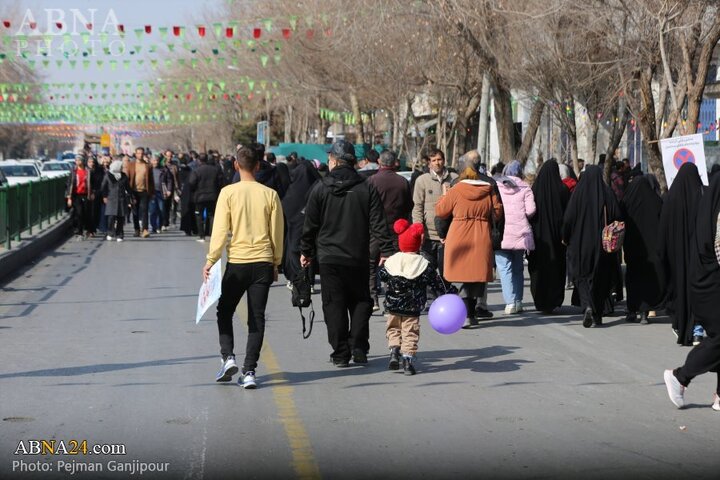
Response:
[421,238,450,297]
[131,191,149,232]
[320,263,372,361]
[368,236,381,301]
[195,201,215,239]
[71,195,91,235]
[163,196,173,227]
[216,262,273,372]
[107,216,124,238]
[675,323,720,394]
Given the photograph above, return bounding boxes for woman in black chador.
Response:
[664,172,720,411]
[620,175,664,324]
[657,163,703,346]
[282,159,321,283]
[528,160,570,314]
[562,165,621,328]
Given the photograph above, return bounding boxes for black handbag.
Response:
[489,192,504,250]
[291,267,314,339]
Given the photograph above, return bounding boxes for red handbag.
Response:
[602,206,624,253]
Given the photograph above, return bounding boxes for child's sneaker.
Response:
[388,346,400,370]
[514,301,523,313]
[215,355,238,382]
[239,370,257,389]
[402,355,416,376]
[712,393,720,412]
[504,304,517,315]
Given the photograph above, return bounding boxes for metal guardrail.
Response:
[0,176,68,250]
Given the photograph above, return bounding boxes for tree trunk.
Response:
[453,92,482,164]
[638,69,667,192]
[477,72,491,161]
[516,99,544,165]
[683,14,720,134]
[315,95,325,144]
[603,99,628,183]
[284,105,292,143]
[492,79,516,162]
[349,90,364,144]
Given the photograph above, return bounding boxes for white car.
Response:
[397,171,413,182]
[40,160,72,179]
[0,160,42,186]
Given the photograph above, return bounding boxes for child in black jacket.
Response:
[378,219,449,375]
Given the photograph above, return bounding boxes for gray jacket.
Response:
[412,169,458,241]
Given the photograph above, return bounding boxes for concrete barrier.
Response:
[0,214,72,284]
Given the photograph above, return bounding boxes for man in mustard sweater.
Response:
[203,147,284,389]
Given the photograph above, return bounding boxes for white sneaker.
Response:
[515,301,523,313]
[215,356,238,382]
[664,370,685,409]
[116,238,123,242]
[712,393,720,412]
[106,235,114,241]
[240,370,257,389]
[504,304,517,315]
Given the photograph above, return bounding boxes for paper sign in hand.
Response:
[196,262,222,324]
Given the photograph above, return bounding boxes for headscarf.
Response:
[558,164,572,180]
[109,160,123,180]
[502,160,523,178]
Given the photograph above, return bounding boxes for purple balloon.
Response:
[428,294,467,334]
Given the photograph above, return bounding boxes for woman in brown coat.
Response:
[435,166,503,326]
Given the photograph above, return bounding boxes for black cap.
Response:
[327,140,356,163]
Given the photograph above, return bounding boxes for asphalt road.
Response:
[0,229,718,480]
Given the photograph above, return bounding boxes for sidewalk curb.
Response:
[0,215,72,284]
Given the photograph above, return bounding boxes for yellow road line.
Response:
[237,298,321,479]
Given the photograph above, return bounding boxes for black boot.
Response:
[625,312,638,323]
[388,347,400,370]
[402,356,416,376]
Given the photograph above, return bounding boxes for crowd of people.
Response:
[64,138,720,407]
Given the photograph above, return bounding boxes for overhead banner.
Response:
[660,133,709,188]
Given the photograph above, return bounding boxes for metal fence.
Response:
[0,176,68,250]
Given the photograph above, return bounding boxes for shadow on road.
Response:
[0,355,215,379]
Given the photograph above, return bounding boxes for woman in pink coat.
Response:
[495,160,536,314]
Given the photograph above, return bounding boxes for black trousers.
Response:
[421,238,451,297]
[131,191,149,232]
[163,197,173,227]
[71,195,91,235]
[216,262,273,372]
[368,236,381,301]
[195,201,215,239]
[320,263,372,361]
[107,216,124,238]
[675,323,720,394]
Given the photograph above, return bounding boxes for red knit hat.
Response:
[394,219,424,253]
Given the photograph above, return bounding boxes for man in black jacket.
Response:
[188,154,222,242]
[300,140,394,367]
[366,149,412,310]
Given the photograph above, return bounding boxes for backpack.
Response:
[291,267,314,339]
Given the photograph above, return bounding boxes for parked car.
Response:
[397,171,413,182]
[40,160,72,179]
[0,160,42,186]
